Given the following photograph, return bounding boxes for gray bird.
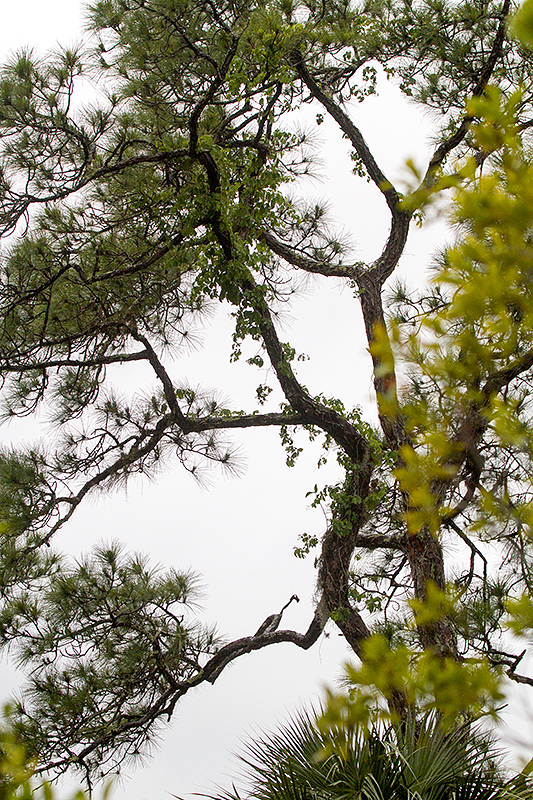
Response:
[254,594,299,636]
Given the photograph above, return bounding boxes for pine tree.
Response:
[1,0,533,784]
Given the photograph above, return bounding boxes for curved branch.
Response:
[364,211,411,286]
[291,53,401,215]
[290,52,411,287]
[202,609,325,685]
[260,230,361,279]
[287,53,410,444]
[441,479,478,523]
[253,294,368,462]
[36,609,325,777]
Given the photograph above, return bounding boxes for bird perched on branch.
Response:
[254,594,300,636]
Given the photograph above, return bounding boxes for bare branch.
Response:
[353,532,405,550]
[483,349,533,397]
[445,518,488,592]
[260,229,360,279]
[190,411,306,431]
[127,329,187,424]
[507,670,533,687]
[0,351,149,372]
[291,53,401,215]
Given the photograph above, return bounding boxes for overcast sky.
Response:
[3,3,528,800]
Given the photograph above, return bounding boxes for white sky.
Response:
[3,3,529,800]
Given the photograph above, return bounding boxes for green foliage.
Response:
[313,588,505,731]
[0,708,35,800]
[390,86,533,546]
[342,635,504,729]
[0,544,220,781]
[1,0,533,786]
[210,706,531,800]
[511,0,533,48]
[0,708,90,800]
[505,593,533,637]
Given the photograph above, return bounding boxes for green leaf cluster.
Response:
[329,634,504,731]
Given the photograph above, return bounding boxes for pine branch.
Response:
[260,230,360,279]
[34,610,325,778]
[423,0,512,179]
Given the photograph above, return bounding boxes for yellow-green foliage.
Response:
[386,85,533,539]
[506,593,533,637]
[0,709,89,800]
[511,0,533,48]
[1,713,34,800]
[354,0,533,719]
[346,636,502,728]
[318,638,503,743]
